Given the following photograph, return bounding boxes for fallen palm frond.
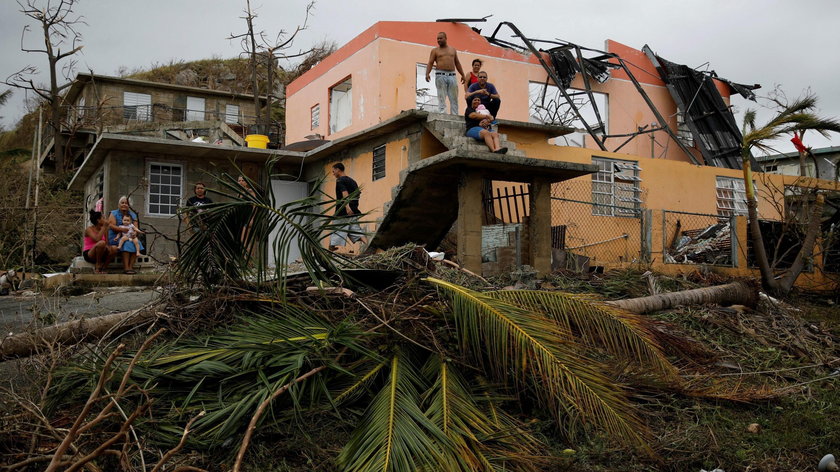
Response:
[422,356,545,472]
[426,277,654,455]
[337,352,449,472]
[488,289,678,379]
[129,304,370,445]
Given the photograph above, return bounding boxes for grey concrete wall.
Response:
[88,150,249,262]
[81,81,259,126]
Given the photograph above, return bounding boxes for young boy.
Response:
[114,215,144,256]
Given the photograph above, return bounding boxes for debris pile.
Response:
[666,222,732,265]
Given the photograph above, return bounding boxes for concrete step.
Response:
[453,145,526,158]
[449,136,518,151]
[426,112,463,123]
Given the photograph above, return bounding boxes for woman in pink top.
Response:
[83,210,117,273]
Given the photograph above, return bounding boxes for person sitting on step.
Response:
[465,96,507,154]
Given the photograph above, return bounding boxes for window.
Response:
[93,168,104,202]
[372,145,386,181]
[329,77,352,133]
[225,104,240,124]
[186,96,205,121]
[591,157,642,217]
[676,112,694,146]
[311,104,320,129]
[148,163,183,216]
[716,176,748,217]
[528,82,608,133]
[415,63,438,111]
[123,92,151,121]
[77,96,86,121]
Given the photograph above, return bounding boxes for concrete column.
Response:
[529,178,552,276]
[457,172,484,274]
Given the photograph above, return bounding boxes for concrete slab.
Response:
[369,149,597,251]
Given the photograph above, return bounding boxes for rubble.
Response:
[666,221,732,265]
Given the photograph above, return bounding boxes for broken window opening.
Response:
[415,63,438,111]
[329,77,352,134]
[591,157,642,217]
[529,81,608,136]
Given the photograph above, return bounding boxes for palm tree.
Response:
[740,94,840,295]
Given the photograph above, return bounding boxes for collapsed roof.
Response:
[469,20,759,169]
[643,46,760,169]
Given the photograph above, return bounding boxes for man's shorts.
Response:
[330,216,366,247]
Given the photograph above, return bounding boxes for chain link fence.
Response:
[551,197,643,271]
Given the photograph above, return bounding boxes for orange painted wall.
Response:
[286,22,725,165]
[287,40,382,143]
[318,137,410,238]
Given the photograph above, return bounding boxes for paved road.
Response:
[0,287,159,335]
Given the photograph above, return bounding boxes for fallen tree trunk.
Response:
[0,306,157,361]
[606,280,758,314]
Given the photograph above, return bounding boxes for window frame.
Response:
[224,104,240,124]
[186,96,206,121]
[329,76,353,134]
[715,176,749,217]
[415,62,439,111]
[311,103,320,130]
[591,156,642,217]
[372,144,386,181]
[146,161,184,217]
[77,95,86,121]
[123,92,152,122]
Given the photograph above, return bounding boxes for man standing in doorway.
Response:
[185,182,213,231]
[466,71,502,118]
[330,162,368,251]
[425,32,466,115]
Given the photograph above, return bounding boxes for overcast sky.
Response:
[2,0,838,153]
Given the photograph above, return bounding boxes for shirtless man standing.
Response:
[425,32,465,114]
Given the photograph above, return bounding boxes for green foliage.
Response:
[742,93,840,158]
[175,161,357,291]
[486,289,677,378]
[337,352,449,471]
[427,278,655,456]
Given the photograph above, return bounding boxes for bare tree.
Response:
[228,0,314,142]
[5,0,85,172]
[741,93,840,295]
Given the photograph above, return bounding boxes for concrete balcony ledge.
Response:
[369,148,596,251]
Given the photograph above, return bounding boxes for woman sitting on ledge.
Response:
[108,196,144,274]
[83,210,117,274]
[464,96,507,154]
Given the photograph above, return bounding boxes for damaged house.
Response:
[67,20,840,289]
